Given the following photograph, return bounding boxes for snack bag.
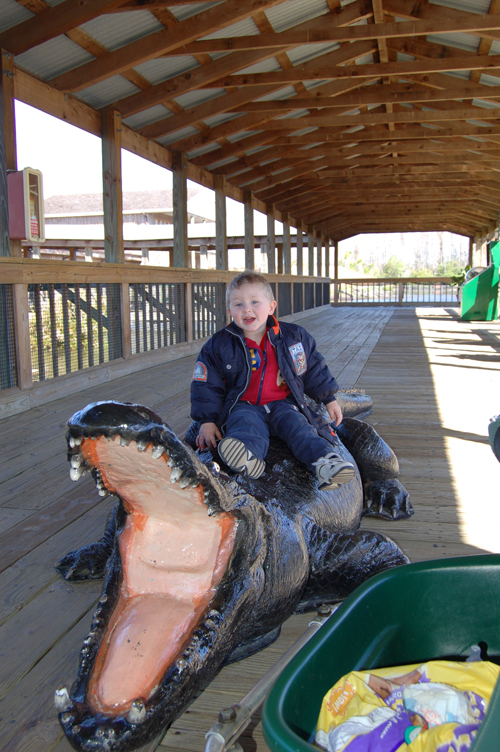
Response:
[315,659,499,752]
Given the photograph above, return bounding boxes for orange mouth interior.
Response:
[80,436,237,716]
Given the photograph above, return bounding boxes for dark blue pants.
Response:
[224,398,333,471]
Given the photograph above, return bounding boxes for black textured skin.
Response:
[55,395,412,752]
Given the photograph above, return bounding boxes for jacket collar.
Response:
[226,315,280,339]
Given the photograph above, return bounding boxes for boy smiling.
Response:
[191,271,355,490]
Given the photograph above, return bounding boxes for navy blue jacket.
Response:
[190,316,339,446]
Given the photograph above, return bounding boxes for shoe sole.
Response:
[318,465,356,491]
[218,438,265,480]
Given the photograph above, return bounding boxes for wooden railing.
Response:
[0,259,331,414]
[332,277,457,306]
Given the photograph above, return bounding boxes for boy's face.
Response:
[228,282,276,342]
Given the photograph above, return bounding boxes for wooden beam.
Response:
[308,228,315,277]
[172,151,188,268]
[214,53,500,88]
[215,174,227,271]
[49,0,290,93]
[316,235,323,277]
[101,109,123,264]
[282,212,291,275]
[296,221,304,276]
[244,190,254,270]
[267,205,275,274]
[0,0,130,57]
[1,50,15,257]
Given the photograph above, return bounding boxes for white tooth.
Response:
[151,445,165,459]
[179,477,190,489]
[137,440,148,452]
[69,435,82,448]
[98,488,107,497]
[167,457,174,467]
[127,699,146,725]
[54,686,72,712]
[120,436,131,447]
[170,467,182,483]
[70,466,83,481]
[70,455,82,468]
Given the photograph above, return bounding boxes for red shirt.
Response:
[241,330,290,404]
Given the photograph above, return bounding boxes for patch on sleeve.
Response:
[192,361,208,382]
[289,342,307,375]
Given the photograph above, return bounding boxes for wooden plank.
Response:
[102,110,124,265]
[0,497,114,625]
[215,174,228,271]
[172,152,189,269]
[244,190,254,270]
[266,205,275,274]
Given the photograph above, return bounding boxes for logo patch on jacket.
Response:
[192,361,207,382]
[289,342,307,375]
[249,348,262,371]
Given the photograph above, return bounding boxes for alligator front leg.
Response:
[55,503,118,580]
[336,418,413,520]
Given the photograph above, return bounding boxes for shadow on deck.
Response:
[0,306,498,752]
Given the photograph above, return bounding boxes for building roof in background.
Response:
[44,186,203,215]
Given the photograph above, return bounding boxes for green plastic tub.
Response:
[263,555,500,752]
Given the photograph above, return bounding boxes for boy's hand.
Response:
[326,400,343,426]
[197,422,222,451]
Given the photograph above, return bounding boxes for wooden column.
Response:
[333,239,339,303]
[2,50,21,257]
[276,243,283,274]
[267,204,275,273]
[13,284,32,389]
[215,174,228,270]
[120,282,131,359]
[468,236,474,269]
[101,109,124,264]
[296,221,303,276]
[172,151,189,268]
[307,227,315,277]
[282,212,291,275]
[244,190,254,269]
[325,237,330,278]
[316,234,323,277]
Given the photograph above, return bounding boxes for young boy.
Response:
[190,271,355,490]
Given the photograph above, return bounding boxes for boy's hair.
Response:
[225,270,275,308]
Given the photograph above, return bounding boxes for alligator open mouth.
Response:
[58,403,240,749]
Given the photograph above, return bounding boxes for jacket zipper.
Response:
[255,339,268,405]
[222,329,252,431]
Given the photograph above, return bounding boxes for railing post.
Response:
[120,282,131,359]
[296,221,303,276]
[185,282,193,342]
[398,280,404,304]
[266,204,275,274]
[12,284,32,389]
[101,109,124,264]
[244,190,254,270]
[333,240,339,304]
[215,174,228,270]
[282,212,291,275]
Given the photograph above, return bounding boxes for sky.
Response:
[15,101,173,197]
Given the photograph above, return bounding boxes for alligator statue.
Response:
[54,394,413,752]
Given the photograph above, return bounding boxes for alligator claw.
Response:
[363,479,414,521]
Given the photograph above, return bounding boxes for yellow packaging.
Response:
[315,660,500,752]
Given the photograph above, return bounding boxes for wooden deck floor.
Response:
[1,306,499,752]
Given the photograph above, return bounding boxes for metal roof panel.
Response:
[133,56,200,85]
[0,0,32,34]
[77,76,139,109]
[122,105,173,130]
[79,11,164,53]
[168,2,222,22]
[15,36,94,79]
[265,0,330,33]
